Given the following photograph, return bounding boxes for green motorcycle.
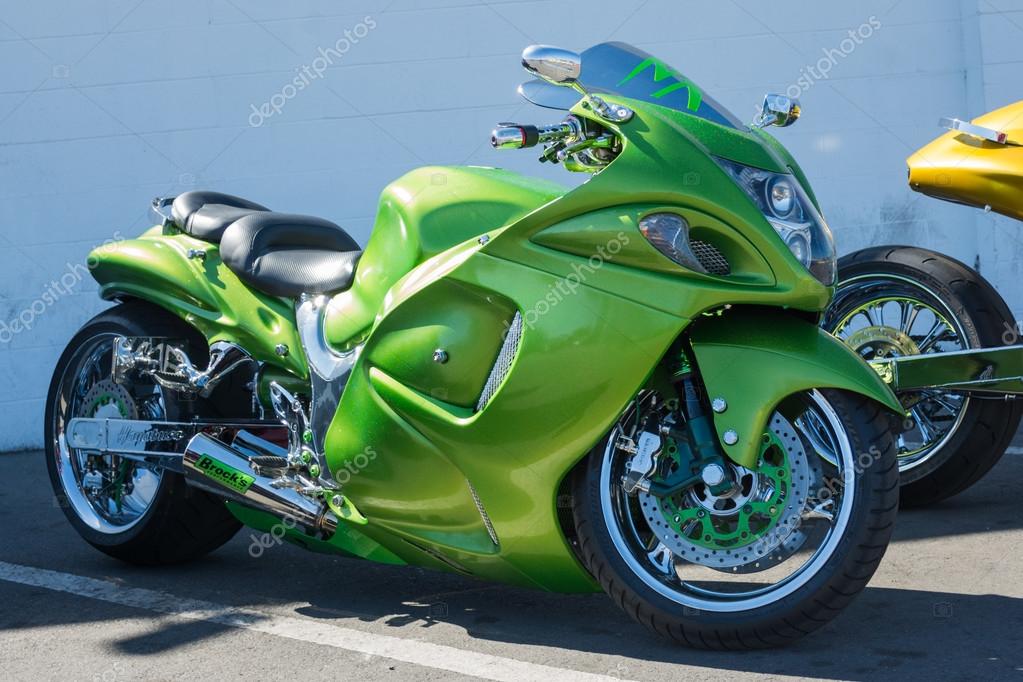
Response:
[46,42,902,649]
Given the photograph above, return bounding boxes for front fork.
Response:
[621,349,738,500]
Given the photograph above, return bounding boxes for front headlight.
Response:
[714,157,836,285]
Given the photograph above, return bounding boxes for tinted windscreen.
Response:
[519,42,744,130]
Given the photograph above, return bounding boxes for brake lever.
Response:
[540,141,566,163]
[556,135,614,162]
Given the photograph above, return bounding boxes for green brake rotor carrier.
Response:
[638,413,811,569]
[834,295,951,362]
[85,392,131,420]
[81,380,138,510]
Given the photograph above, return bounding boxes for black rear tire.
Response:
[572,390,898,649]
[45,301,241,565]
[825,246,1022,507]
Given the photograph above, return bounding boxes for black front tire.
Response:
[45,301,241,565]
[572,390,898,649]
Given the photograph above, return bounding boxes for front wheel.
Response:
[572,389,897,649]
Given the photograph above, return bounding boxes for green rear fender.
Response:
[88,229,309,378]
[689,309,905,468]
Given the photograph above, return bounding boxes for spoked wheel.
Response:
[46,301,240,564]
[573,389,897,649]
[828,275,969,474]
[823,246,1023,506]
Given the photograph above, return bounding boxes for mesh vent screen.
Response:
[691,240,731,275]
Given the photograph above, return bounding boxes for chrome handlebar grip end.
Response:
[491,126,527,149]
[491,121,578,150]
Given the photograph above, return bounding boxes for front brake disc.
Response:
[638,413,811,570]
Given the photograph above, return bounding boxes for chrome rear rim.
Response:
[51,333,165,533]
[829,274,970,477]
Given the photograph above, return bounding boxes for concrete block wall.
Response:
[0,0,1018,450]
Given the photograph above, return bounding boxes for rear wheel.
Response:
[823,246,1022,507]
[572,389,897,649]
[45,301,241,565]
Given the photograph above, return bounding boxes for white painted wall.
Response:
[1,0,1020,450]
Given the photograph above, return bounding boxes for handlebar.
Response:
[491,121,577,150]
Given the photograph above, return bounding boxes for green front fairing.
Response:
[484,97,833,316]
[325,243,683,590]
[314,95,896,591]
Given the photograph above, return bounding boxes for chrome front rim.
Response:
[600,390,855,612]
[829,274,970,475]
[52,333,165,534]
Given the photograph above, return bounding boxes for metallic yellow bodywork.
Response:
[908,100,1023,220]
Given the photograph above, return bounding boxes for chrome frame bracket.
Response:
[294,294,364,485]
[296,295,360,381]
[871,344,1023,394]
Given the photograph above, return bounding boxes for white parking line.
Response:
[0,561,629,682]
[1007,447,1023,456]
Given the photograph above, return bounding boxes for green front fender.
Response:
[689,309,905,468]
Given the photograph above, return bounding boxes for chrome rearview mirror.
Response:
[753,94,801,129]
[519,45,632,123]
[521,45,582,85]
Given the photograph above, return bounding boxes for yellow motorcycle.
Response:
[824,103,1023,506]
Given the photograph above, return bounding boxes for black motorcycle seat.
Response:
[220,212,362,298]
[171,191,270,243]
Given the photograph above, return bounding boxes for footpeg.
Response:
[249,455,290,469]
[268,381,332,484]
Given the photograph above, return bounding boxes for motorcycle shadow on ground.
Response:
[118,455,1023,678]
[3,449,1023,679]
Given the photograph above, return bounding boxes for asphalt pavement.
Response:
[1,435,1022,681]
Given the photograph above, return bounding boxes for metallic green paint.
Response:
[688,309,906,468]
[532,204,774,284]
[88,228,309,379]
[322,166,566,346]
[485,97,831,318]
[324,247,685,591]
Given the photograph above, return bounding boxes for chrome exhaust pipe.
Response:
[183,433,336,536]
